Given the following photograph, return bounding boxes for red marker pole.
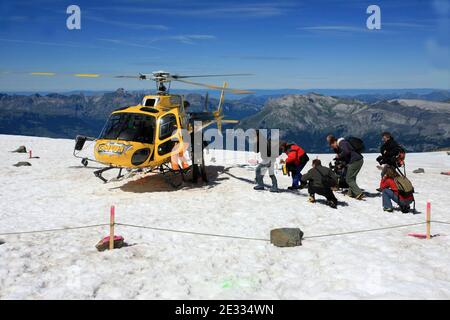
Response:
[29,150,32,159]
[109,205,115,250]
[426,201,431,240]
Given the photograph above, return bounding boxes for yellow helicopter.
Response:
[42,70,253,185]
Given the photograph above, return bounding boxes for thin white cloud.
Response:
[299,25,368,33]
[166,34,216,44]
[222,55,299,61]
[426,0,450,69]
[0,16,28,22]
[383,22,429,28]
[0,38,102,49]
[85,16,169,30]
[143,34,217,45]
[98,38,161,50]
[90,2,294,18]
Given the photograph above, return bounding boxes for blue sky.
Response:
[0,0,449,91]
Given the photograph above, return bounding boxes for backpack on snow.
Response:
[346,137,365,153]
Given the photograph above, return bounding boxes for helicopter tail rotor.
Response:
[212,82,240,133]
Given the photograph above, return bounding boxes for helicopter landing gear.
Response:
[93,167,125,183]
[159,164,186,188]
[94,167,114,183]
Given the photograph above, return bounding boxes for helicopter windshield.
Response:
[100,113,156,144]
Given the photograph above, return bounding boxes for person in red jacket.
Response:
[280,142,309,190]
[380,167,413,212]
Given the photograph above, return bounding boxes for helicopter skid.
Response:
[93,163,193,187]
[93,166,121,183]
[159,163,192,188]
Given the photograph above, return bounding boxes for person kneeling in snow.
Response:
[380,167,413,213]
[254,130,280,192]
[301,159,339,209]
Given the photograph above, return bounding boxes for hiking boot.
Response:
[344,191,355,198]
[327,201,337,209]
[288,186,300,190]
[308,195,316,203]
[269,187,279,193]
[383,208,394,213]
[400,205,411,214]
[355,193,365,200]
[253,185,265,191]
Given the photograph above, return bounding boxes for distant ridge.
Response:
[238,93,450,152]
[1,89,449,152]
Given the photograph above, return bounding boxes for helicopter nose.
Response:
[95,140,154,168]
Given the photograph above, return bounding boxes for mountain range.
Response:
[0,89,448,152]
[238,94,450,152]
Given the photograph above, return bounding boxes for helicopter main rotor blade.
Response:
[0,71,131,79]
[25,72,110,78]
[171,73,252,79]
[174,78,253,94]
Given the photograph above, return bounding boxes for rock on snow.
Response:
[0,134,449,299]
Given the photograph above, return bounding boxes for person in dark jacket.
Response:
[328,135,364,200]
[376,132,404,176]
[254,130,280,192]
[301,159,338,208]
[280,142,309,190]
[327,134,348,189]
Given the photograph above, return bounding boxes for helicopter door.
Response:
[157,113,180,156]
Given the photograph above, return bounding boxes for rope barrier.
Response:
[431,220,450,226]
[303,222,428,240]
[0,223,108,236]
[0,220,449,240]
[116,223,270,242]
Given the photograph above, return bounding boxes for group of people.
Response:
[253,131,414,213]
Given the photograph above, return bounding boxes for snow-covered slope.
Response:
[389,99,450,112]
[0,134,449,299]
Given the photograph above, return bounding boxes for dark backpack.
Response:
[347,137,365,153]
[316,168,337,188]
[301,153,310,165]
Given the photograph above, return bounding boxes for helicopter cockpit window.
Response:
[159,114,178,140]
[170,95,182,106]
[144,98,157,107]
[100,113,156,144]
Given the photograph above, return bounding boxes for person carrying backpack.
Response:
[376,132,405,176]
[379,166,414,213]
[280,142,309,190]
[253,130,280,192]
[328,135,365,200]
[301,159,338,208]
